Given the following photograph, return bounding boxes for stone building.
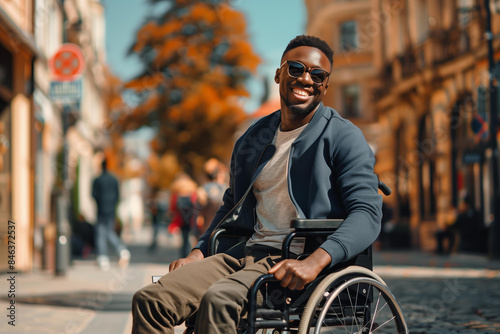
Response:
[305,0,500,252]
[0,0,110,272]
[0,0,37,271]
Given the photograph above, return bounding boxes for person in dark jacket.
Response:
[92,159,130,271]
[132,35,382,334]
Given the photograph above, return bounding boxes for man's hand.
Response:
[268,248,331,290]
[169,249,204,272]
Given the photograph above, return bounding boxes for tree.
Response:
[101,64,128,179]
[121,0,260,183]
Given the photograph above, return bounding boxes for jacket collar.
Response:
[293,102,329,145]
[250,102,332,156]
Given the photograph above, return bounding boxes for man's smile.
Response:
[291,87,312,101]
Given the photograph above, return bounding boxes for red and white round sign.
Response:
[49,44,86,81]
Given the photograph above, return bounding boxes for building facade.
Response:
[0,0,110,272]
[0,0,37,271]
[305,0,500,252]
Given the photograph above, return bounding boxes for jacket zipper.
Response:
[214,143,272,229]
[287,143,302,218]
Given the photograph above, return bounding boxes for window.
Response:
[0,44,13,91]
[418,114,437,220]
[35,0,59,58]
[457,0,474,27]
[340,21,358,52]
[341,84,360,118]
[416,0,429,43]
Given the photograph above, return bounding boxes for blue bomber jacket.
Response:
[193,103,383,268]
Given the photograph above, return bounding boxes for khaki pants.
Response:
[132,250,281,334]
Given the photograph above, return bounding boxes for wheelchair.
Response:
[180,181,408,334]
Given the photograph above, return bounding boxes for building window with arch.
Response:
[396,125,411,223]
[419,114,437,221]
[340,20,358,52]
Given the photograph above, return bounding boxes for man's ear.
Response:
[274,69,280,84]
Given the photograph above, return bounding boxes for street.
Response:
[1,226,500,333]
[386,277,500,333]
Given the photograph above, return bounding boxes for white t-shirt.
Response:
[246,123,307,255]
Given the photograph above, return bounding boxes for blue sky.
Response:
[103,0,306,112]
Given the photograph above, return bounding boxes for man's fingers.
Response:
[268,261,284,274]
[279,272,293,287]
[169,261,178,272]
[296,280,306,290]
[169,259,185,272]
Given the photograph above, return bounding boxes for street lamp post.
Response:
[484,0,500,259]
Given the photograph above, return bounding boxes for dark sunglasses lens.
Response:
[310,69,327,83]
[287,61,327,83]
[287,62,305,77]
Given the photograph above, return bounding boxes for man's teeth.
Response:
[293,88,309,97]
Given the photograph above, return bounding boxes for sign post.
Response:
[48,43,86,275]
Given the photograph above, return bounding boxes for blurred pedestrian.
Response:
[148,189,169,253]
[92,159,130,271]
[454,196,482,252]
[168,173,201,258]
[436,197,476,254]
[435,206,458,254]
[71,214,95,258]
[197,158,228,235]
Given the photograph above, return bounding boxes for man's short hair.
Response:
[282,35,334,66]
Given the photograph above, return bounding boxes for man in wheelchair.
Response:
[132,35,389,334]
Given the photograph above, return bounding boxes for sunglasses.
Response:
[280,60,330,84]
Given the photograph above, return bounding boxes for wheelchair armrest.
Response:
[378,179,392,196]
[290,218,344,231]
[208,227,253,256]
[209,228,227,256]
[282,219,344,260]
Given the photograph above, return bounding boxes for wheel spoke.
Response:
[369,315,396,333]
[360,291,391,334]
[369,289,382,332]
[345,282,361,333]
[353,283,361,333]
[300,275,407,334]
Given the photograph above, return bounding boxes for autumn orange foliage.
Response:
[121,0,261,187]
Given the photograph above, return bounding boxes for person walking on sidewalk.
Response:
[168,173,202,258]
[92,159,130,271]
[132,35,382,334]
[197,158,228,235]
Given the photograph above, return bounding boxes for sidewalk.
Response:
[374,249,500,278]
[1,226,499,334]
[0,226,186,334]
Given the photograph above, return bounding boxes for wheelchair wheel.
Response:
[298,272,408,333]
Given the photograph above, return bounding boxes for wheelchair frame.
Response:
[180,181,408,333]
[204,220,408,334]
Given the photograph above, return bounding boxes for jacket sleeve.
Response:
[319,123,383,267]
